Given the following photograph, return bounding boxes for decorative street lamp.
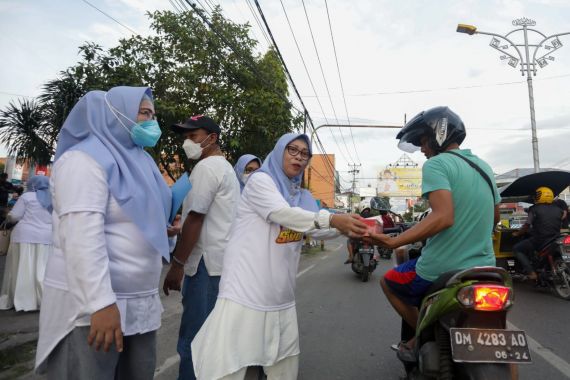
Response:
[457,18,570,173]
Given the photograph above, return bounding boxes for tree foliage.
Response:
[0,8,301,173]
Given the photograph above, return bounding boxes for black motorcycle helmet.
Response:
[396,106,466,154]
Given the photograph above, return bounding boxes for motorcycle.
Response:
[351,239,378,282]
[402,266,530,379]
[495,170,570,300]
[500,233,570,300]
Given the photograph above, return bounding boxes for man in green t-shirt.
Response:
[366,106,500,359]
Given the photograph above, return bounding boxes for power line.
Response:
[168,0,182,13]
[278,0,351,164]
[0,91,34,99]
[300,0,355,164]
[253,0,336,175]
[324,0,360,164]
[80,0,139,35]
[244,0,272,48]
[306,73,570,98]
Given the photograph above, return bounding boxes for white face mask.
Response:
[182,134,212,160]
[241,173,251,184]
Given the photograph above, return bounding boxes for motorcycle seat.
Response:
[425,269,505,295]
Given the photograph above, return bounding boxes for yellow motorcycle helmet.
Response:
[535,186,554,204]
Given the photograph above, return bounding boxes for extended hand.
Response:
[331,214,368,238]
[88,303,123,353]
[167,225,181,237]
[163,264,185,296]
[363,232,396,248]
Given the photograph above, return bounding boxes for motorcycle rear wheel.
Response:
[361,268,370,282]
[552,260,570,300]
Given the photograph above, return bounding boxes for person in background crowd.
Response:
[0,175,53,312]
[554,197,569,229]
[7,187,24,208]
[191,133,367,380]
[35,86,172,380]
[345,207,371,264]
[234,154,261,193]
[163,115,240,380]
[513,187,564,281]
[0,173,16,209]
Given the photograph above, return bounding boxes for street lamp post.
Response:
[457,18,570,173]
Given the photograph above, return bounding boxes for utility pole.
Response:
[348,163,361,211]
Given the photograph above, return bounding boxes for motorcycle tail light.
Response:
[457,285,512,311]
[563,235,570,245]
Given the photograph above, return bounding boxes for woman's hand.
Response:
[167,225,181,237]
[88,303,123,353]
[331,214,368,238]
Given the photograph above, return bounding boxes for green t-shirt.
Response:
[416,149,500,282]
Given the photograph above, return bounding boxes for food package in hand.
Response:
[362,217,383,236]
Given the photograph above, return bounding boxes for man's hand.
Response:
[331,214,368,238]
[167,225,181,237]
[88,303,123,353]
[163,264,185,296]
[363,232,397,249]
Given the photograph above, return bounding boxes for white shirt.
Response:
[36,151,164,370]
[181,155,240,277]
[219,172,337,312]
[7,192,52,245]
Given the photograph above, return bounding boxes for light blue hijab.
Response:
[54,86,171,260]
[255,133,318,212]
[26,175,52,212]
[234,154,261,192]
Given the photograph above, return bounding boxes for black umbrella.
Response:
[500,170,570,198]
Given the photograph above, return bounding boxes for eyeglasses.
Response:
[286,145,311,160]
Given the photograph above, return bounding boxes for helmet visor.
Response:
[397,129,425,153]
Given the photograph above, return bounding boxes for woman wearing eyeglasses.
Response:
[191,133,367,380]
[233,154,262,193]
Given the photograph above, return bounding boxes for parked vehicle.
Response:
[495,170,570,300]
[401,267,529,379]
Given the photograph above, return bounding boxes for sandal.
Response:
[344,259,353,264]
[396,341,416,363]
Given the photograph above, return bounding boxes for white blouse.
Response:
[7,192,52,245]
[35,150,164,371]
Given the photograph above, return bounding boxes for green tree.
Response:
[0,99,53,165]
[0,8,300,175]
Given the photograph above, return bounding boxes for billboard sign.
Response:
[378,167,422,197]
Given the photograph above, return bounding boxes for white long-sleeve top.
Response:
[219,172,339,312]
[36,150,163,370]
[7,192,52,245]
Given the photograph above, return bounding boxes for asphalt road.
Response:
[152,236,570,379]
[15,237,570,379]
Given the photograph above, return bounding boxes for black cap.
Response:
[171,115,221,135]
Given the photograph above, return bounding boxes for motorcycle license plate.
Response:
[450,328,532,364]
[360,248,374,254]
[562,254,570,262]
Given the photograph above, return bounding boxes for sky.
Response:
[1,0,570,190]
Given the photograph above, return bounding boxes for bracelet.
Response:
[329,214,335,228]
[172,255,185,267]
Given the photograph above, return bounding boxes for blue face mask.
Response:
[131,120,162,147]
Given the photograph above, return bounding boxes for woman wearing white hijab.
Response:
[191,133,367,380]
[35,86,171,380]
[0,175,52,311]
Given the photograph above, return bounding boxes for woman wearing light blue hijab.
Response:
[35,86,171,379]
[0,175,53,312]
[191,133,367,380]
[233,154,261,192]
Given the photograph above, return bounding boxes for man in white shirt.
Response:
[163,115,240,380]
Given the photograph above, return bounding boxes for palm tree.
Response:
[0,98,53,165]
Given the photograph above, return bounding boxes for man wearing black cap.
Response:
[163,115,240,380]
